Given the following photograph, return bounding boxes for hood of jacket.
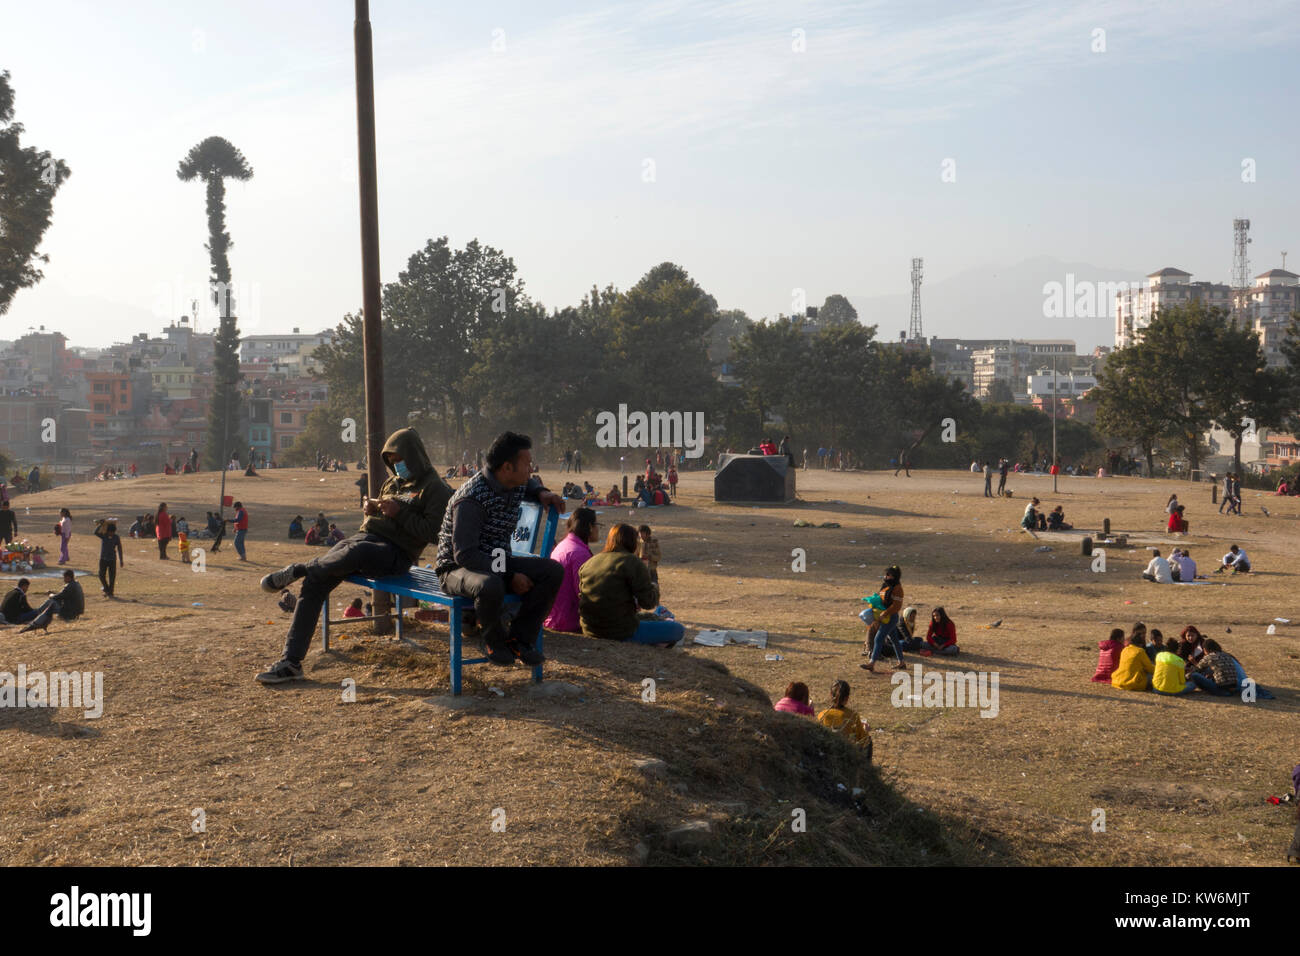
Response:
[381,427,433,478]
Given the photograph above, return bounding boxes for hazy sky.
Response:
[3,0,1298,349]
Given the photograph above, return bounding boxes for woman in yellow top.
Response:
[861,565,905,673]
[817,680,873,763]
[1111,630,1155,691]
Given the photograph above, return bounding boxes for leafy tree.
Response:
[731,317,812,444]
[1277,312,1300,434]
[1202,318,1288,475]
[604,262,719,414]
[0,71,71,314]
[707,308,751,369]
[177,136,253,470]
[816,293,859,328]
[1136,301,1230,474]
[383,237,524,452]
[986,380,1016,404]
[1093,338,1168,476]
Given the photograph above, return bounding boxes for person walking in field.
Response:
[55,508,72,564]
[982,460,993,497]
[94,519,124,597]
[233,501,249,561]
[997,458,1009,496]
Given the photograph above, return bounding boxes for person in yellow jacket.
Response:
[817,680,873,762]
[1111,631,1155,691]
[1152,636,1194,695]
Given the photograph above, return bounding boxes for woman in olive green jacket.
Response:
[579,523,684,646]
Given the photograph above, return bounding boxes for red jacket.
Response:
[155,512,172,538]
[234,508,248,531]
[926,619,957,648]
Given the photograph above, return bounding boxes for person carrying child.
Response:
[861,565,906,673]
[816,680,873,762]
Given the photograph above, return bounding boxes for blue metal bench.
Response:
[320,502,559,695]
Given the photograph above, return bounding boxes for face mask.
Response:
[394,460,411,480]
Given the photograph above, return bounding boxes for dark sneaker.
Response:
[511,641,545,667]
[484,641,515,666]
[256,659,304,684]
[260,565,302,593]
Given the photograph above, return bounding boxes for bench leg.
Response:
[322,607,330,652]
[450,604,463,697]
[533,627,544,684]
[395,594,403,642]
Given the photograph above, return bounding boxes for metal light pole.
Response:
[1051,361,1058,493]
[355,0,391,633]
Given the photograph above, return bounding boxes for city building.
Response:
[1246,269,1300,368]
[240,329,333,376]
[970,340,1077,400]
[1114,268,1233,348]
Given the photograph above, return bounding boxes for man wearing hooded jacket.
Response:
[255,427,451,684]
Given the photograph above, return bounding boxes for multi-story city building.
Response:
[1114,268,1233,348]
[1246,269,1300,368]
[241,329,333,376]
[970,340,1077,400]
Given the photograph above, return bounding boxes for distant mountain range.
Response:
[847,256,1152,353]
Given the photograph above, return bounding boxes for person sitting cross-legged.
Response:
[255,427,452,684]
[435,431,566,667]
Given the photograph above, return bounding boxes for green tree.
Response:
[383,237,525,452]
[1093,338,1168,476]
[604,262,719,413]
[177,136,253,470]
[816,293,859,328]
[731,317,812,445]
[1202,318,1288,475]
[1136,301,1230,474]
[986,379,1016,404]
[707,308,751,369]
[0,71,71,314]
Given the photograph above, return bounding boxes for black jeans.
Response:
[439,555,563,650]
[98,559,117,595]
[282,533,411,664]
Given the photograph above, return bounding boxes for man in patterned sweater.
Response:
[436,431,565,666]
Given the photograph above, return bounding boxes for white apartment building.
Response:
[240,329,333,374]
[1246,269,1300,368]
[1026,369,1097,400]
[1114,268,1233,348]
[971,340,1076,399]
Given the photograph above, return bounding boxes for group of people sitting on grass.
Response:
[1092,622,1272,698]
[774,679,873,763]
[1020,498,1072,534]
[1141,547,1203,583]
[1273,476,1300,496]
[856,565,960,671]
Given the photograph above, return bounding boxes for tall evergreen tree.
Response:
[0,70,71,314]
[177,136,253,470]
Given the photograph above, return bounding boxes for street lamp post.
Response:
[1051,361,1058,494]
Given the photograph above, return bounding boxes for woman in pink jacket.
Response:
[155,502,173,560]
[543,508,599,633]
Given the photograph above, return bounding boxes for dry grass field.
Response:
[1,463,1297,866]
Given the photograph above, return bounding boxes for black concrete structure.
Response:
[714,454,796,503]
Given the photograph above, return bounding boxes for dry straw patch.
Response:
[0,465,1295,864]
